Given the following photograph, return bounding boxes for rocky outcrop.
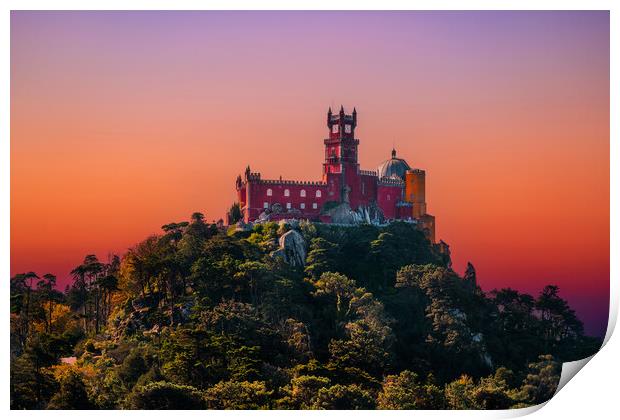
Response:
[323,201,384,225]
[271,229,306,266]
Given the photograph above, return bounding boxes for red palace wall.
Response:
[240,172,407,222]
[243,177,330,222]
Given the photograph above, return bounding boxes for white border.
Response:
[2,1,616,418]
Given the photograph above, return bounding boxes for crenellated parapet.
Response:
[258,179,328,186]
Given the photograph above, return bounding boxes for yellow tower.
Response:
[404,169,435,243]
[404,169,427,218]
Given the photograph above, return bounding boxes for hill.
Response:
[10,213,601,409]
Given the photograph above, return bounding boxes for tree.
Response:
[10,353,57,409]
[313,272,356,318]
[304,238,339,279]
[37,274,57,333]
[536,285,583,345]
[10,272,40,349]
[227,203,243,225]
[47,370,93,409]
[234,261,270,306]
[204,380,272,409]
[516,355,561,405]
[14,272,40,338]
[126,381,205,409]
[312,384,375,409]
[281,375,331,409]
[377,371,445,409]
[444,375,479,409]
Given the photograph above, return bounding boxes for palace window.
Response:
[316,190,322,198]
[284,189,290,197]
[266,188,272,196]
[300,203,305,209]
[286,202,291,209]
[345,124,351,133]
[312,203,318,209]
[300,189,306,197]
[263,202,268,209]
[387,194,391,201]
[332,125,339,134]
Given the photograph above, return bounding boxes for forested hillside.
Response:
[10,213,601,409]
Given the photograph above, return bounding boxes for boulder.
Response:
[271,229,306,266]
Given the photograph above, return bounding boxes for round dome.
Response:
[377,149,411,179]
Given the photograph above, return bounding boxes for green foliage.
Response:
[9,214,601,410]
[278,375,331,409]
[377,371,445,409]
[47,370,94,409]
[126,381,205,409]
[515,355,561,405]
[312,384,375,409]
[204,380,272,409]
[10,353,58,409]
[227,203,243,225]
[305,238,339,279]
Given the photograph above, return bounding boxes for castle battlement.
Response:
[258,179,327,186]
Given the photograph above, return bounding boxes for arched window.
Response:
[300,203,305,209]
[300,189,306,197]
[312,203,318,209]
[286,202,291,209]
[316,190,322,198]
[387,194,391,201]
[263,202,268,209]
[284,189,290,197]
[266,188,272,197]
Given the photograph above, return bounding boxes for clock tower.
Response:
[323,106,359,175]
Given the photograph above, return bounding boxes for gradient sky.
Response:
[11,11,609,336]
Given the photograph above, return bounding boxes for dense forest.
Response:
[10,212,601,409]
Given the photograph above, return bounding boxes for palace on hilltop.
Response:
[233,106,436,242]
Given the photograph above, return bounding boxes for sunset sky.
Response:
[10,11,609,336]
